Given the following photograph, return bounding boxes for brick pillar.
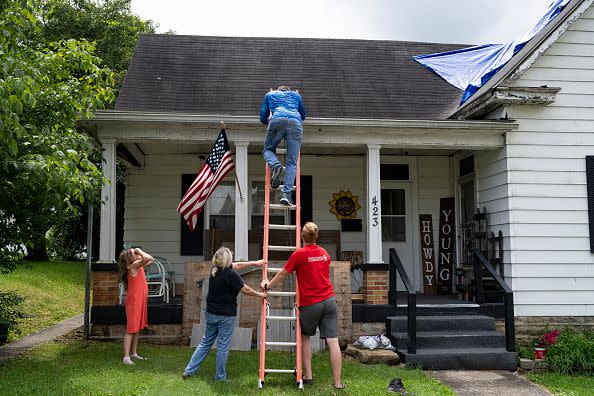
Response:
[92,271,119,306]
[363,270,388,305]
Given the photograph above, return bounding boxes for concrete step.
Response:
[400,347,517,370]
[391,330,506,350]
[388,315,496,332]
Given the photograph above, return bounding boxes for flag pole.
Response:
[220,120,244,202]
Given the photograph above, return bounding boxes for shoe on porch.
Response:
[271,164,283,189]
[280,191,293,206]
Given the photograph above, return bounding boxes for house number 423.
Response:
[371,196,379,227]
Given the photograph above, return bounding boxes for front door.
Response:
[381,182,417,291]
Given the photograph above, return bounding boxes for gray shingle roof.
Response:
[115,35,465,120]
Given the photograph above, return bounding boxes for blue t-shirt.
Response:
[206,266,244,316]
[260,90,307,125]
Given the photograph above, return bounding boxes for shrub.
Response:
[0,291,26,344]
[546,329,594,374]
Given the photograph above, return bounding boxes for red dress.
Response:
[125,267,148,333]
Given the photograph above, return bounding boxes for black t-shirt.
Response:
[206,266,245,317]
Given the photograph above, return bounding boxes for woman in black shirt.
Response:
[182,247,265,381]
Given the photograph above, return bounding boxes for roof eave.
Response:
[81,110,517,133]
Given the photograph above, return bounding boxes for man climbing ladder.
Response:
[260,86,306,206]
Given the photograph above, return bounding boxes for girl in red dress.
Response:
[117,248,153,365]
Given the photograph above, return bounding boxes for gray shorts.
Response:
[299,296,338,339]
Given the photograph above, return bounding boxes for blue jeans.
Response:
[184,311,235,381]
[262,117,303,194]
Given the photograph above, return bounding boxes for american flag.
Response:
[177,129,235,231]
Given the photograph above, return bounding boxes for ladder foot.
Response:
[258,379,264,389]
[297,379,303,389]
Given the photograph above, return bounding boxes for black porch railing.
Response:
[388,248,417,354]
[472,248,516,352]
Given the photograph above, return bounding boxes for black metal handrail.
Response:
[472,248,515,352]
[388,248,417,354]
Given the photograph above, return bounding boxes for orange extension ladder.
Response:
[258,148,303,389]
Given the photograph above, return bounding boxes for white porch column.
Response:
[99,138,117,263]
[234,141,249,261]
[366,144,383,263]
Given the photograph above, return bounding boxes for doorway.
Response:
[381,182,417,290]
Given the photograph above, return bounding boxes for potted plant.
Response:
[534,329,559,360]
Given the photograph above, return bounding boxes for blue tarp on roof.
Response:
[413,0,570,105]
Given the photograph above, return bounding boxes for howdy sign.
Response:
[419,214,437,295]
[438,197,455,294]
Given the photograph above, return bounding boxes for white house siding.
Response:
[501,3,594,316]
[124,153,208,284]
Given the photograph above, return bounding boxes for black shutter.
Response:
[291,175,313,225]
[180,174,204,255]
[587,157,594,253]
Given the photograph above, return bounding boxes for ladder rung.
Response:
[268,224,297,230]
[267,291,296,297]
[267,315,297,321]
[279,185,297,191]
[266,341,297,347]
[265,369,294,374]
[276,149,287,155]
[266,267,284,273]
[269,204,297,210]
[268,245,296,252]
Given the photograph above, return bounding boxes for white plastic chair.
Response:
[153,256,175,298]
[119,260,169,304]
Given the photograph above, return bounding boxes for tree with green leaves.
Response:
[40,0,162,261]
[43,0,158,95]
[0,0,115,270]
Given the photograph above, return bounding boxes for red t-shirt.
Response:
[283,244,334,307]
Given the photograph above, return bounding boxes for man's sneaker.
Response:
[270,164,283,190]
[280,192,293,206]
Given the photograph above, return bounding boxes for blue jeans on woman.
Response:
[262,117,303,194]
[184,311,235,381]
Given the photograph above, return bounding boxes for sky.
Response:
[130,0,555,45]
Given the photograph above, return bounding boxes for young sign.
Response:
[438,197,455,294]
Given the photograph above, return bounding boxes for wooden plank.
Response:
[545,42,594,57]
[510,106,594,121]
[513,262,594,276]
[509,236,589,251]
[507,170,586,185]
[513,116,594,132]
[509,210,588,224]
[515,304,592,316]
[533,54,594,69]
[508,157,585,172]
[507,131,594,146]
[514,291,594,305]
[510,223,589,237]
[509,197,588,211]
[521,66,594,82]
[512,277,594,291]
[508,184,586,198]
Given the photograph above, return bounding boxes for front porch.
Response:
[86,111,517,344]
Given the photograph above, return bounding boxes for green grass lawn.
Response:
[0,261,86,342]
[0,340,454,395]
[527,372,594,396]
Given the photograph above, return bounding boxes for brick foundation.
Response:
[363,270,388,305]
[92,271,119,306]
[91,324,181,344]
